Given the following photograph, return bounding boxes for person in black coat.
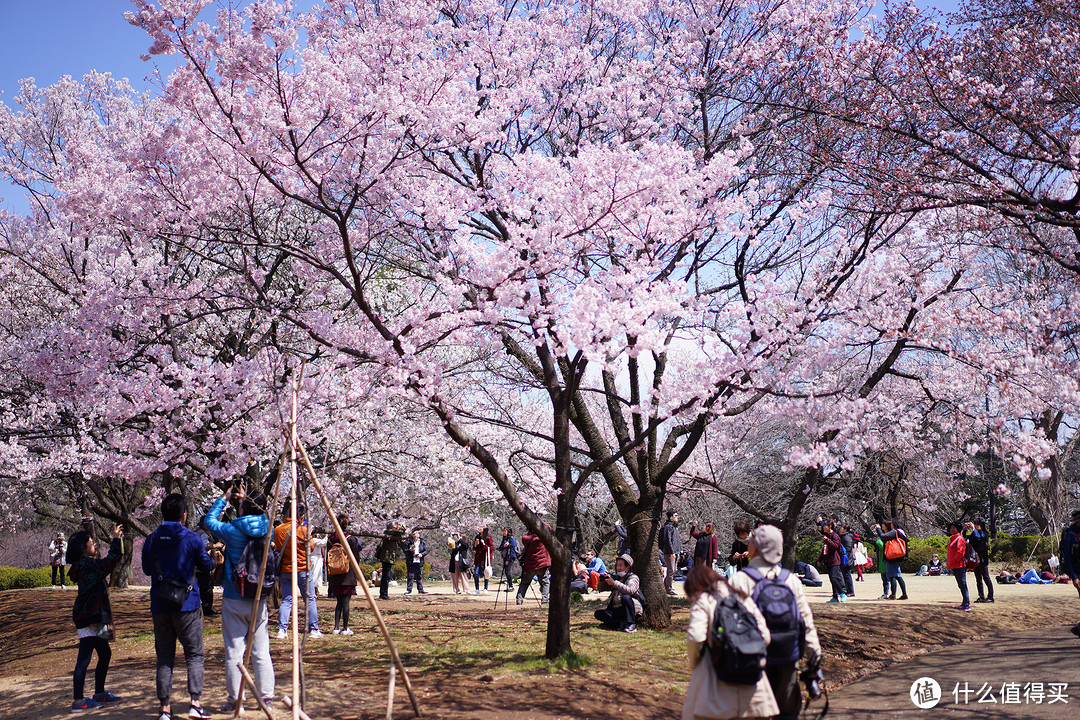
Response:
[401,531,428,594]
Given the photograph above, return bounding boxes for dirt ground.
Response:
[1,575,1078,719]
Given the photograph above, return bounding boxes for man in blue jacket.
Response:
[202,486,274,714]
[142,493,214,720]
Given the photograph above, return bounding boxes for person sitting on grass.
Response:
[794,561,823,587]
[570,555,590,594]
[583,549,607,592]
[594,554,643,633]
[928,554,944,576]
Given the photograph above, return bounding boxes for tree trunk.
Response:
[780,466,822,567]
[545,546,572,658]
[626,502,670,628]
[110,537,134,588]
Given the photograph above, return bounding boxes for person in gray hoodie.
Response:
[729,524,822,720]
[142,493,213,720]
[202,486,273,715]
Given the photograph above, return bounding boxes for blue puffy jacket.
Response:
[202,497,271,601]
[142,521,213,614]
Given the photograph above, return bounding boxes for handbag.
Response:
[155,547,194,611]
[484,548,493,580]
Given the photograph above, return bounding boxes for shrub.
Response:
[795,537,823,565]
[0,566,52,591]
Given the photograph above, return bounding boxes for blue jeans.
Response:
[953,568,970,607]
[278,571,319,632]
[473,565,488,592]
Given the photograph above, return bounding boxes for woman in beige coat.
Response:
[682,564,779,720]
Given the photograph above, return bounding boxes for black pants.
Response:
[52,565,66,586]
[73,636,111,700]
[842,564,855,595]
[766,664,801,720]
[828,565,845,599]
[334,594,351,629]
[379,561,392,598]
[594,595,636,628]
[974,561,994,600]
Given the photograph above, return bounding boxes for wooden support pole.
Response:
[238,664,276,720]
[294,438,423,717]
[282,696,315,720]
[288,373,302,720]
[387,664,397,720]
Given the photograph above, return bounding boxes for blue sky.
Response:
[0,0,961,213]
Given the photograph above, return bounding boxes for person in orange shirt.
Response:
[273,502,322,639]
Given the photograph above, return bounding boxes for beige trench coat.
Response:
[682,582,779,720]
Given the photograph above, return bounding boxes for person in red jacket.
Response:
[515,525,551,605]
[946,521,971,611]
[689,522,719,569]
[472,528,494,595]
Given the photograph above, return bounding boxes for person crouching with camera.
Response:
[594,554,643,633]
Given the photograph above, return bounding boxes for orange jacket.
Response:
[273,520,310,573]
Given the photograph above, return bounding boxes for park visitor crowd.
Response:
[55,490,1080,720]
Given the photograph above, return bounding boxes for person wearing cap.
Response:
[594,554,643,633]
[659,511,683,596]
[729,524,821,720]
[1061,509,1080,637]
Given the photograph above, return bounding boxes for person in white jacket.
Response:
[682,563,778,720]
[728,525,822,720]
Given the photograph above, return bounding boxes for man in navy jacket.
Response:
[142,493,214,720]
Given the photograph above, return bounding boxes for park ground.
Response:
[1,576,1079,719]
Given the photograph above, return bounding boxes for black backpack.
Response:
[708,593,768,685]
[233,536,281,598]
[742,567,805,666]
[695,534,712,560]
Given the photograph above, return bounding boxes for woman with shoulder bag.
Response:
[327,514,364,635]
[67,525,125,712]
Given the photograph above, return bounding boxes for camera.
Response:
[800,663,824,700]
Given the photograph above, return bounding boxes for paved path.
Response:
[825,625,1080,718]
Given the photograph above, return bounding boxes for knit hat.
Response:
[617,553,634,569]
[750,524,783,565]
[1071,509,1080,523]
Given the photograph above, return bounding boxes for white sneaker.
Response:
[275,629,287,640]
[308,629,324,638]
[482,589,490,595]
[332,628,341,634]
[340,628,354,636]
